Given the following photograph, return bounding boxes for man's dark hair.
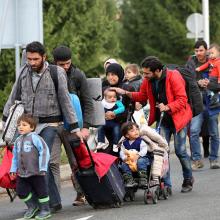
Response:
[52,45,72,61]
[26,41,45,56]
[121,121,139,137]
[17,114,37,130]
[194,40,207,50]
[140,56,163,72]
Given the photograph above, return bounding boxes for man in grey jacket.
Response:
[52,45,94,206]
[3,41,84,212]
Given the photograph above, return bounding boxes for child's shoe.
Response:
[138,170,148,187]
[209,93,220,109]
[113,144,119,152]
[123,174,138,188]
[96,142,106,150]
[35,198,51,220]
[23,194,39,219]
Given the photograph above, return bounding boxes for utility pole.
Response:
[202,0,210,47]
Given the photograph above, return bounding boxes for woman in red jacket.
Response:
[114,56,194,193]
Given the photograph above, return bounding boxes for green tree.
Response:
[119,0,201,65]
[0,0,120,113]
[43,0,119,76]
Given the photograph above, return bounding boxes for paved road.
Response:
[0,154,220,220]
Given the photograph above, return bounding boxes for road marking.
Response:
[75,215,93,220]
[15,215,94,220]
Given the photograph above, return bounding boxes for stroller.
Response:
[122,111,170,204]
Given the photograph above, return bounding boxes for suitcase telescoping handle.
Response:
[83,139,95,168]
[69,134,96,169]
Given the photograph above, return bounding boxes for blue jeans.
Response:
[160,126,192,187]
[98,120,121,145]
[40,126,61,207]
[120,156,151,175]
[190,112,219,161]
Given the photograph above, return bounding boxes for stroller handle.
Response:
[156,112,165,133]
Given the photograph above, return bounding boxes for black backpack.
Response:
[166,65,204,117]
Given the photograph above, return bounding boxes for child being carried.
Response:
[97,88,125,152]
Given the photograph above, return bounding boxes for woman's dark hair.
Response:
[17,114,37,130]
[26,41,45,56]
[121,121,139,137]
[140,56,163,72]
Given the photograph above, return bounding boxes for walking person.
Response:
[3,41,83,212]
[52,45,94,206]
[186,40,220,169]
[114,56,194,193]
[10,114,51,220]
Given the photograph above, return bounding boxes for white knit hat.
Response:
[103,58,118,70]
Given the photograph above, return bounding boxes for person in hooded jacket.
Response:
[100,63,132,154]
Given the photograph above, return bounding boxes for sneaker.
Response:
[165,186,172,196]
[113,144,119,153]
[96,142,108,150]
[50,203,62,213]
[181,177,194,193]
[123,174,138,188]
[210,160,220,169]
[72,195,86,206]
[191,160,204,171]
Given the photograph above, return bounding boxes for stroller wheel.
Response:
[113,202,122,208]
[162,188,169,200]
[130,190,135,201]
[152,189,158,204]
[144,190,151,204]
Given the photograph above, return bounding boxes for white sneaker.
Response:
[96,142,107,150]
[113,144,119,152]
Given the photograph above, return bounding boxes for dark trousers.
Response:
[40,126,61,206]
[98,120,121,145]
[16,175,48,200]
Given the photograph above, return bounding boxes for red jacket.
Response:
[131,69,192,132]
[197,57,220,83]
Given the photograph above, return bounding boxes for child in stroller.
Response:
[119,122,151,188]
[118,121,170,204]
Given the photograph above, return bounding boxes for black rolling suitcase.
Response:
[69,136,125,208]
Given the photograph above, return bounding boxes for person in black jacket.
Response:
[53,45,94,206]
[186,40,220,170]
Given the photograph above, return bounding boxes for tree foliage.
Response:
[119,0,202,64]
[1,0,220,114]
[0,0,119,113]
[43,0,119,76]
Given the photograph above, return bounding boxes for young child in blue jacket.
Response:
[10,114,51,220]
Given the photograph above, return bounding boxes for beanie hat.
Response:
[106,63,124,83]
[52,45,72,61]
[103,58,118,69]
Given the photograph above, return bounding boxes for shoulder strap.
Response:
[16,64,28,100]
[48,65,58,94]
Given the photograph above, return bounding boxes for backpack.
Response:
[0,146,17,202]
[166,65,204,117]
